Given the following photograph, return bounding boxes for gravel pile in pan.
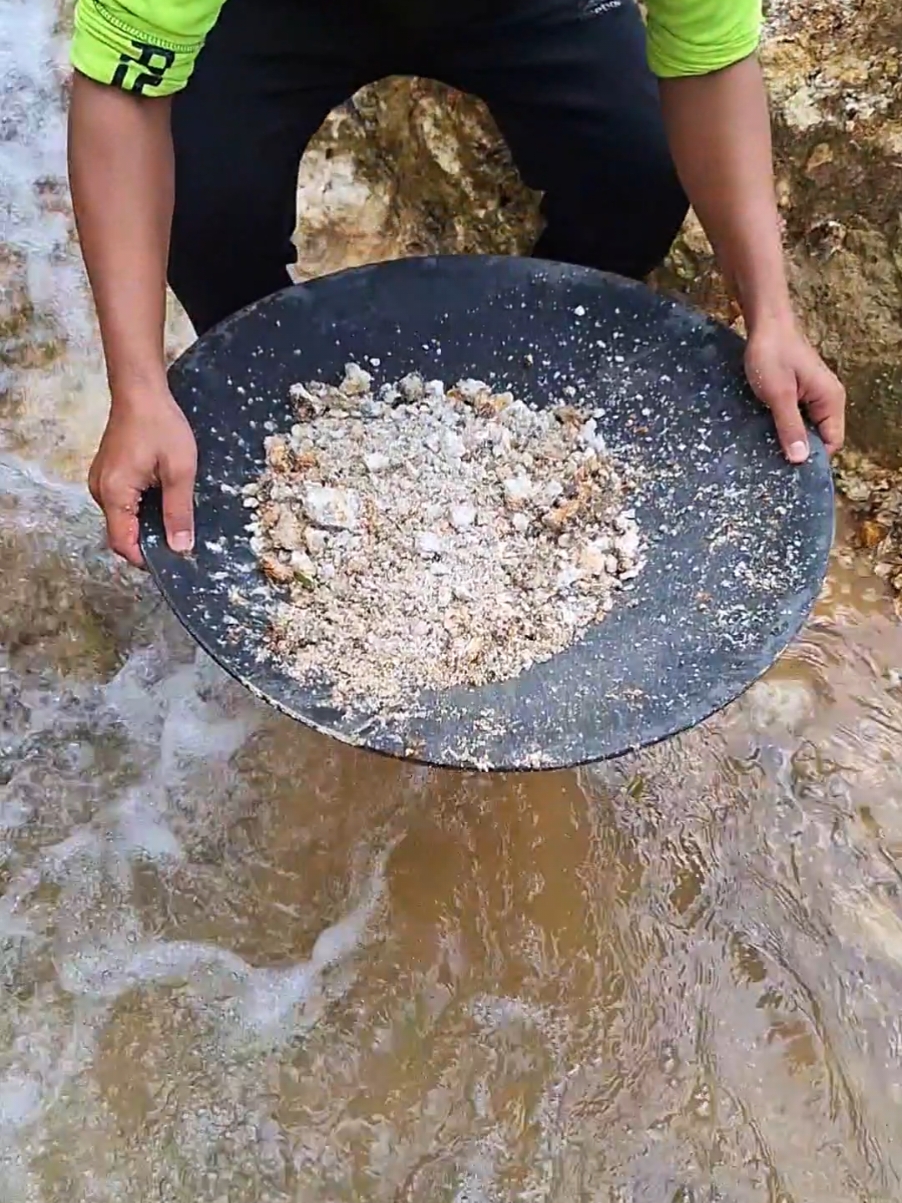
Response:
[244,363,644,711]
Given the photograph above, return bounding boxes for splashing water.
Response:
[3,1,902,1201]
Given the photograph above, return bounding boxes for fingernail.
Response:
[170,530,194,553]
[787,440,809,464]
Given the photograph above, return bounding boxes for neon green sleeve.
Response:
[645,0,762,78]
[71,0,225,95]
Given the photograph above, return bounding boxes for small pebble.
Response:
[364,452,391,473]
[340,362,372,396]
[302,485,361,530]
[578,543,607,576]
[556,564,583,591]
[450,503,477,530]
[289,551,316,577]
[503,475,533,507]
[616,527,640,560]
[455,378,488,401]
[398,373,425,402]
[416,531,443,558]
[304,527,328,556]
[443,432,466,459]
[271,509,304,551]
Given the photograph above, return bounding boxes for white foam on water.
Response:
[0,13,310,1145]
[105,647,262,777]
[0,579,397,1193]
[54,841,392,1049]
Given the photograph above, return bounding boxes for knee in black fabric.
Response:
[535,149,688,281]
[168,161,298,336]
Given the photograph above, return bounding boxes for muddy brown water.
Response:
[4,6,902,1201]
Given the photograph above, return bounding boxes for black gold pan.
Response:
[139,255,834,771]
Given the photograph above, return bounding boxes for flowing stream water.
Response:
[3,3,902,1200]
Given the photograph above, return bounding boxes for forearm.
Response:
[68,71,173,403]
[659,56,792,329]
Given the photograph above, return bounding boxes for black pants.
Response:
[169,0,688,336]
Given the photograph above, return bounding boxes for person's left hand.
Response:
[744,318,845,463]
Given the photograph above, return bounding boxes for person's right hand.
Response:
[88,388,197,568]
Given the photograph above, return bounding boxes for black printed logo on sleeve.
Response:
[111,40,176,94]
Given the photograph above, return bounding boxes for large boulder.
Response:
[294,76,541,279]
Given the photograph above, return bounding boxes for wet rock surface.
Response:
[835,446,902,616]
[658,0,902,465]
[294,77,541,279]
